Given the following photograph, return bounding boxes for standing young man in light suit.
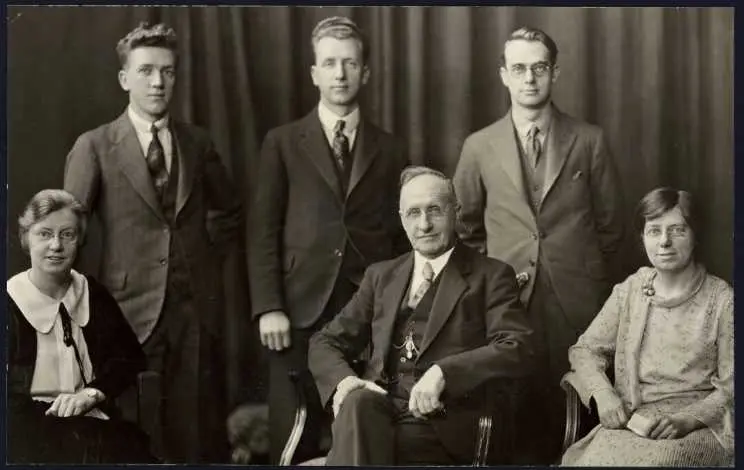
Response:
[248,16,409,464]
[64,22,241,463]
[453,26,624,464]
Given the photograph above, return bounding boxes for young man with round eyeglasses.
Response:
[453,26,624,464]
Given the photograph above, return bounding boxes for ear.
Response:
[551,64,561,83]
[361,65,371,86]
[310,64,319,87]
[118,69,130,92]
[499,66,509,88]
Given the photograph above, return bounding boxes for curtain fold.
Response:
[7,6,733,408]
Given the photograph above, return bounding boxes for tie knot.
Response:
[150,123,160,135]
[422,262,434,281]
[334,119,346,134]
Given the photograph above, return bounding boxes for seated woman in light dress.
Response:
[7,189,155,463]
[561,187,733,466]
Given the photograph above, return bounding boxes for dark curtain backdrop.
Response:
[7,6,733,408]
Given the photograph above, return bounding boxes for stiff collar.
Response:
[511,104,553,140]
[317,101,360,135]
[127,105,170,133]
[7,269,89,334]
[413,246,455,280]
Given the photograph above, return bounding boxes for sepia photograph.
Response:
[5,5,734,466]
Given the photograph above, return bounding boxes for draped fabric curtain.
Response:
[7,6,733,408]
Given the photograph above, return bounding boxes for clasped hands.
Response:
[44,388,102,418]
[593,388,702,439]
[333,365,446,419]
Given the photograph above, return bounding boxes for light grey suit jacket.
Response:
[64,111,241,342]
[453,106,624,331]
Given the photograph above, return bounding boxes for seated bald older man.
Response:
[308,165,534,465]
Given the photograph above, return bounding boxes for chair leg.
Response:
[279,370,307,466]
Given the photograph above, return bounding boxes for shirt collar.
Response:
[127,105,170,134]
[7,269,89,333]
[317,101,360,135]
[413,246,455,280]
[511,105,553,139]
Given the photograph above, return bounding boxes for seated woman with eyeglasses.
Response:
[561,187,733,466]
[7,189,155,463]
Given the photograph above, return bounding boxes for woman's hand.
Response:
[647,413,703,440]
[45,389,102,418]
[593,388,628,429]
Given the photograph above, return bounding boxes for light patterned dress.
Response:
[561,266,734,466]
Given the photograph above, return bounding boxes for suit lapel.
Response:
[373,254,413,374]
[489,115,527,199]
[418,245,469,358]
[171,121,196,216]
[540,109,576,206]
[111,112,166,222]
[346,119,380,198]
[299,111,344,201]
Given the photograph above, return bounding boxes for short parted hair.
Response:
[311,16,370,64]
[18,189,88,252]
[501,26,559,66]
[399,166,458,207]
[116,22,178,68]
[635,187,700,244]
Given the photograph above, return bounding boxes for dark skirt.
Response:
[8,398,156,464]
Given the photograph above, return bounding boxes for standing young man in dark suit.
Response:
[64,22,241,463]
[453,26,624,463]
[248,16,408,464]
[308,166,533,465]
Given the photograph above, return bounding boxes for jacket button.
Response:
[531,233,538,240]
[334,249,343,257]
[160,258,168,266]
[529,259,536,267]
[539,231,546,239]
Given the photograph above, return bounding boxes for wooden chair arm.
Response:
[473,415,493,466]
[561,379,582,455]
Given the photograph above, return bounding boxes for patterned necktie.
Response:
[146,124,169,198]
[59,303,89,387]
[526,124,542,168]
[408,262,434,309]
[332,120,349,171]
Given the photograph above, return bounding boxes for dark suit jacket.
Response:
[308,243,533,461]
[248,108,409,328]
[453,106,624,331]
[64,111,241,342]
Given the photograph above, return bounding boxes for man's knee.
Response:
[338,388,388,419]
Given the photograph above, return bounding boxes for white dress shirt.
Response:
[128,105,173,173]
[7,269,108,420]
[317,101,360,150]
[409,247,455,304]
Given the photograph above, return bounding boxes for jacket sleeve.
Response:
[435,261,533,399]
[85,278,146,400]
[564,279,627,407]
[679,289,734,453]
[588,129,624,278]
[308,267,375,407]
[202,136,243,252]
[453,136,488,254]
[247,130,288,318]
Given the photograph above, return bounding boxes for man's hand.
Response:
[45,389,101,418]
[333,376,387,417]
[259,310,291,351]
[593,388,628,429]
[409,365,446,419]
[647,413,703,440]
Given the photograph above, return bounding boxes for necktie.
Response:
[59,303,89,387]
[526,124,541,168]
[332,120,350,171]
[408,262,434,309]
[146,124,169,198]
